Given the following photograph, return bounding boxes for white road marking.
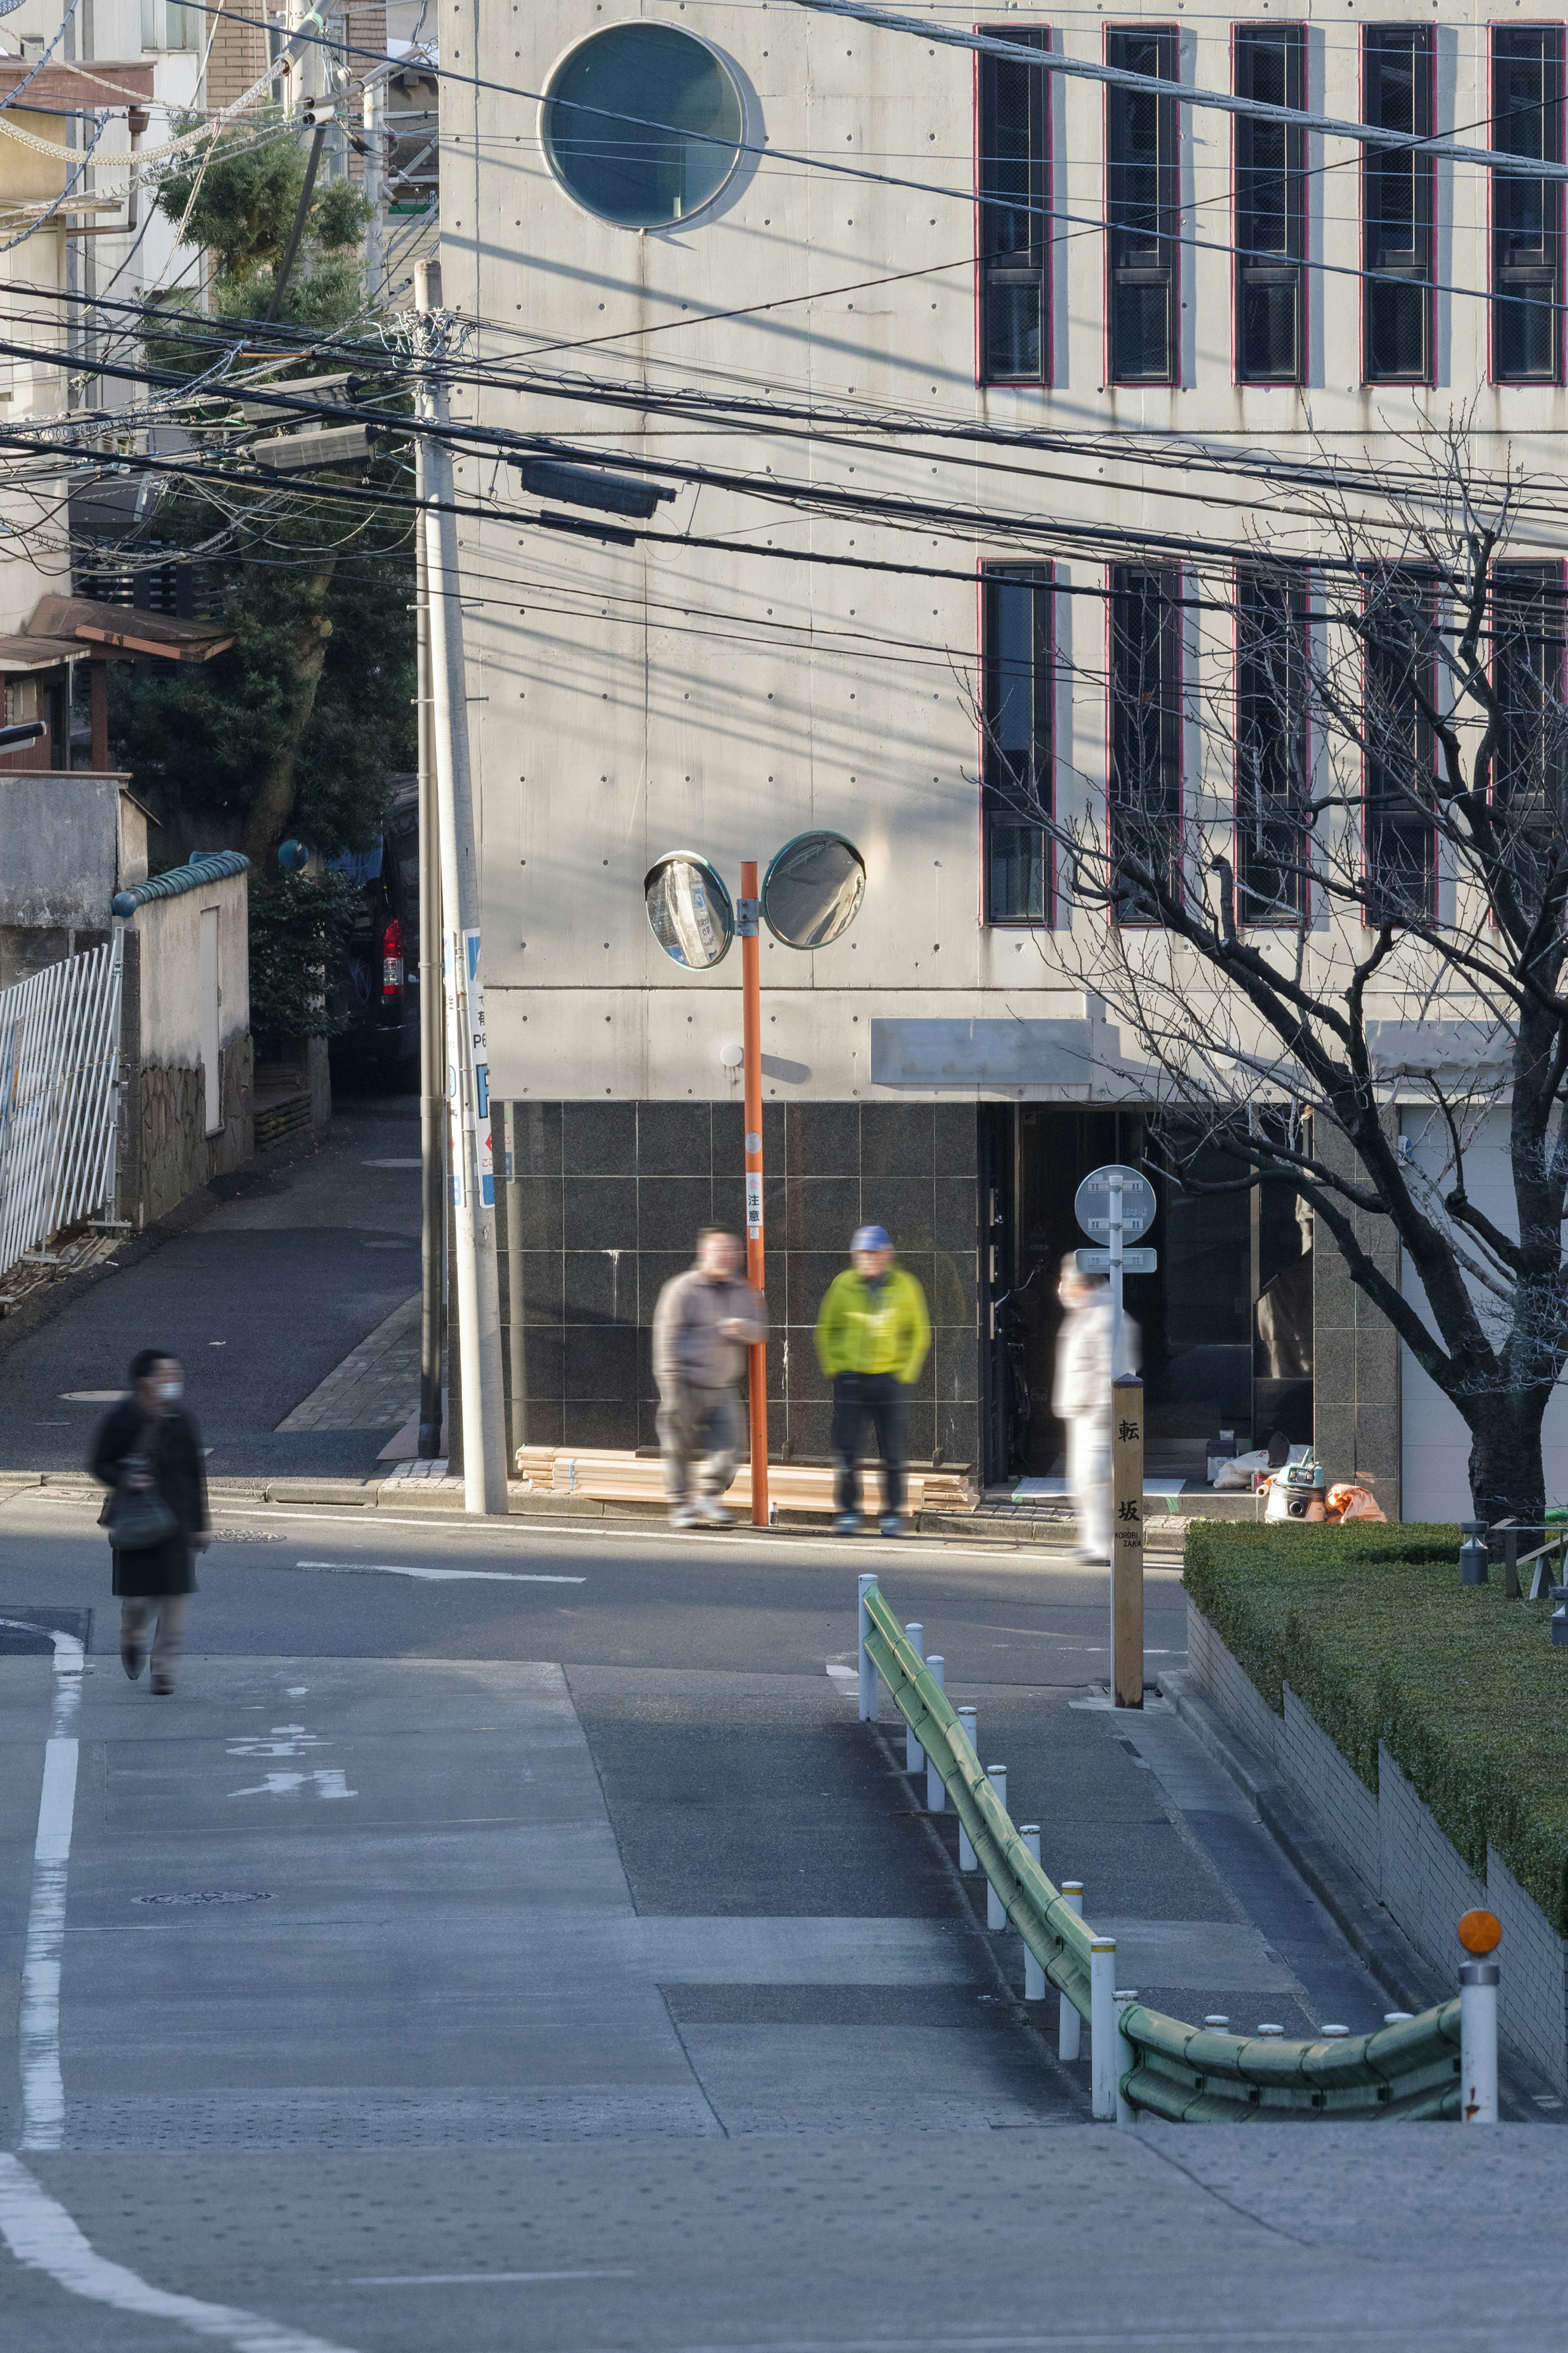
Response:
[293,1559,585,1584]
[0,1620,83,2151]
[349,2270,636,2286]
[60,1390,125,1401]
[0,2153,360,2353]
[229,1769,357,1800]
[227,1726,327,1757]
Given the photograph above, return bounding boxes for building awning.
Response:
[0,58,155,107]
[22,596,234,664]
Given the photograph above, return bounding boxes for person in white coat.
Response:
[1052,1258,1139,1566]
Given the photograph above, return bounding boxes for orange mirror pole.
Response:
[739,860,770,1528]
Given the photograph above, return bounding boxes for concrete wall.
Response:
[117,872,253,1226]
[1187,1599,1568,2093]
[0,773,145,932]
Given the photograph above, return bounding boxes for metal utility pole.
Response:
[737,861,769,1528]
[414,257,508,1512]
[413,448,445,1459]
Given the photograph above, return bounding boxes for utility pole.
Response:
[413,443,445,1459]
[414,256,507,1512]
[362,74,385,304]
[737,862,769,1528]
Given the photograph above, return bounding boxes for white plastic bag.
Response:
[1212,1448,1270,1491]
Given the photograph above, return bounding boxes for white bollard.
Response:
[1089,1938,1118,2120]
[904,1622,924,1774]
[1460,1960,1499,2123]
[1060,1882,1084,2061]
[1020,1829,1045,2000]
[857,1574,878,1722]
[925,1656,946,1810]
[1114,1990,1138,2127]
[986,1767,1007,1928]
[956,1708,979,1869]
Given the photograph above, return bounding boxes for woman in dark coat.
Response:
[90,1349,210,1696]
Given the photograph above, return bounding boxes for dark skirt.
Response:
[111,1535,197,1599]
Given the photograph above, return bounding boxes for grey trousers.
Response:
[121,1594,190,1686]
[657,1383,742,1505]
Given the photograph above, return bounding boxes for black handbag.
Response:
[99,1433,178,1551]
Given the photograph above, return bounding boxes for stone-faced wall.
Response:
[124,1035,254,1228]
[1312,1117,1402,1518]
[502,1099,981,1467]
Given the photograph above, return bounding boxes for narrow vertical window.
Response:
[1109,564,1182,919]
[1492,565,1567,883]
[1362,26,1435,383]
[979,26,1051,385]
[982,567,1054,923]
[1363,571,1437,920]
[1106,28,1180,384]
[1234,25,1305,383]
[1235,568,1310,922]
[1492,27,1565,384]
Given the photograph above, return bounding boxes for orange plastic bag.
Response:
[1325,1481,1386,1524]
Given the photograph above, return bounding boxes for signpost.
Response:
[1111,1374,1145,1709]
[1074,1164,1155,1378]
[1076,1164,1156,1710]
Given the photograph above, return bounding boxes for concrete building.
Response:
[445,0,1564,1514]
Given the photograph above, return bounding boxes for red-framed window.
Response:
[1233,24,1307,384]
[1234,567,1312,923]
[1106,26,1181,385]
[978,25,1052,385]
[982,563,1055,922]
[1491,24,1566,384]
[1362,25,1436,384]
[1109,562,1183,919]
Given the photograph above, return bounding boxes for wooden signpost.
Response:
[1111,1372,1145,1709]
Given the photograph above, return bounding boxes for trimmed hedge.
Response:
[1184,1523,1568,1934]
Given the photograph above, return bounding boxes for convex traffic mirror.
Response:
[761,831,866,950]
[644,851,734,968]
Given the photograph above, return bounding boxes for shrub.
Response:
[1184,1522,1568,1931]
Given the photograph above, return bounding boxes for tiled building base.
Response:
[500,1099,982,1465]
[1187,1599,1568,2094]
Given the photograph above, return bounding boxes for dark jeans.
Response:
[831,1372,909,1519]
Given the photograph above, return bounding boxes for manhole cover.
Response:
[132,1892,275,1907]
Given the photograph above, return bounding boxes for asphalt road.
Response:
[0,1099,422,1481]
[1,1492,1562,2352]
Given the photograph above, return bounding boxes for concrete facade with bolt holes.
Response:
[440,0,1557,1502]
[1188,1601,1568,2093]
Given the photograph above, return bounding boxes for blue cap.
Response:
[852,1224,891,1253]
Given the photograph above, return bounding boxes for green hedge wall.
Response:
[1184,1523,1568,1934]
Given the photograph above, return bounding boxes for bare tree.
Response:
[977,422,1568,1527]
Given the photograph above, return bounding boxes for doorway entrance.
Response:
[978,1105,1313,1488]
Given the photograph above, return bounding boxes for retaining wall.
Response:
[1186,1598,1568,2095]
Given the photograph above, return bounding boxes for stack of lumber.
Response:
[514,1447,974,1516]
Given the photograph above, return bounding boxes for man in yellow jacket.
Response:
[814,1224,931,1537]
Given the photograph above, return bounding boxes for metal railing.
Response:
[859,1578,1478,2122]
[0,936,122,1281]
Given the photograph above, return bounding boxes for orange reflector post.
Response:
[1458,1909,1502,1955]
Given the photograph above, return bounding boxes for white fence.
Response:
[0,935,122,1281]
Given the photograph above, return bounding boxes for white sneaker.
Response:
[694,1497,736,1528]
[670,1505,700,1530]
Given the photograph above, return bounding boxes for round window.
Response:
[543,23,743,228]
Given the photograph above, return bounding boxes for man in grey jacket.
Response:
[652,1228,768,1528]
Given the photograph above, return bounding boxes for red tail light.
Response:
[381,916,403,997]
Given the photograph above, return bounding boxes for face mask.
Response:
[158,1379,183,1403]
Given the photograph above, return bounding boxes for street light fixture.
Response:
[644,830,866,1528]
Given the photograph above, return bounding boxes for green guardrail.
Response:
[861,1584,1463,2121]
